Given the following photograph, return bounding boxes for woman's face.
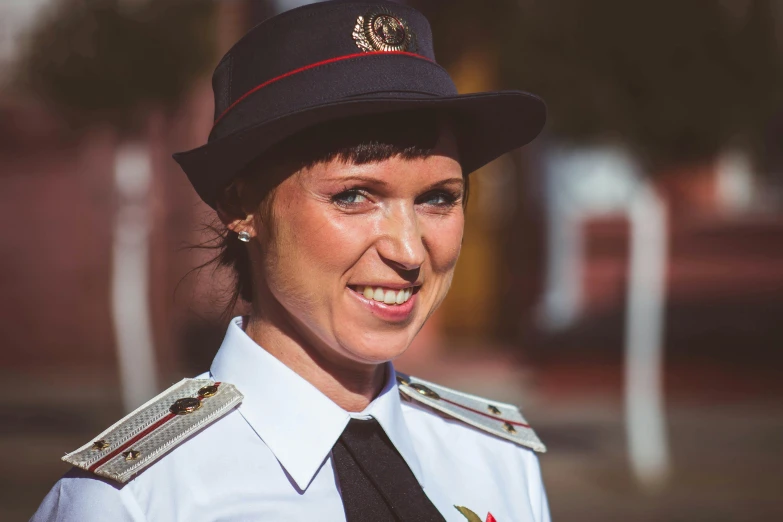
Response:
[254,131,464,369]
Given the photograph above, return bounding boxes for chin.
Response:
[337,328,417,365]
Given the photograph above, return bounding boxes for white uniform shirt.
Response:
[33,317,550,521]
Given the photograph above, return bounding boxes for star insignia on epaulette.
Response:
[122,449,141,461]
[91,439,109,451]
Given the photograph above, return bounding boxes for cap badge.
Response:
[353,8,416,53]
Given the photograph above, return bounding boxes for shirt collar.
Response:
[210,316,423,491]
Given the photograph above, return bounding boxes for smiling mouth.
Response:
[349,285,418,306]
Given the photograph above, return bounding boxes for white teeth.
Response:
[384,290,396,304]
[356,286,415,305]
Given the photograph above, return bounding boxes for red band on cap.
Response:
[213,51,431,127]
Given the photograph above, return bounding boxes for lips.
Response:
[347,284,419,322]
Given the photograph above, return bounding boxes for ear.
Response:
[217,204,257,239]
[226,214,257,239]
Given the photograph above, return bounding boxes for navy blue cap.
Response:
[173,0,545,208]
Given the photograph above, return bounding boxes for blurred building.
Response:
[0,0,223,387]
[1,0,781,395]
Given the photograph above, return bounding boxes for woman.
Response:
[34,1,549,521]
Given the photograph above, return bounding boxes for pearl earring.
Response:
[238,231,251,243]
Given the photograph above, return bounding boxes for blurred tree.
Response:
[416,0,783,173]
[503,0,783,172]
[16,0,215,132]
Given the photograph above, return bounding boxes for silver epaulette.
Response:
[62,378,243,484]
[396,372,546,453]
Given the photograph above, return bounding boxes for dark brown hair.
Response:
[202,110,466,315]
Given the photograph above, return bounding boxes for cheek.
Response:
[423,212,464,274]
[293,208,371,272]
[264,198,371,303]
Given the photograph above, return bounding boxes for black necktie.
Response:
[332,418,446,522]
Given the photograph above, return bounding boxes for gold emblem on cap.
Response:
[502,422,517,434]
[353,8,416,53]
[122,449,141,461]
[91,439,109,451]
[487,404,501,415]
[169,397,202,415]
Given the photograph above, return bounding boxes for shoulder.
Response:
[396,372,550,520]
[31,468,145,522]
[34,378,245,520]
[60,377,243,485]
[396,371,546,453]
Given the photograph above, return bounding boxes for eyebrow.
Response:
[326,175,391,186]
[428,178,465,189]
[325,175,465,190]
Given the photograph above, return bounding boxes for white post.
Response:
[624,181,670,488]
[538,204,583,331]
[111,141,158,412]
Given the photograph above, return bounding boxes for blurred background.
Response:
[2,0,782,520]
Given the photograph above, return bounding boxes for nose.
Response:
[376,203,426,272]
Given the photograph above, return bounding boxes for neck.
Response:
[243,310,387,412]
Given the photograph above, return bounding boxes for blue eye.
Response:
[332,189,368,206]
[419,190,459,207]
[427,193,450,205]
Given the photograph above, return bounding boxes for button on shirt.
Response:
[33,317,551,522]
